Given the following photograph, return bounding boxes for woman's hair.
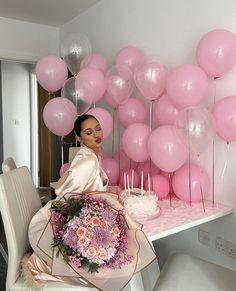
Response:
[74,114,99,136]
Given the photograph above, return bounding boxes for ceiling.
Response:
[0,0,100,27]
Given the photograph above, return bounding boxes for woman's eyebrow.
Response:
[83,128,92,132]
[83,124,100,132]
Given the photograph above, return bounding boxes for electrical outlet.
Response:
[215,237,236,259]
[198,229,210,246]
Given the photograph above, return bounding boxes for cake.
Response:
[119,188,160,221]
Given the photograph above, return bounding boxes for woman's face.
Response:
[77,118,103,152]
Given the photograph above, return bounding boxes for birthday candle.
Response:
[148,173,151,195]
[141,171,143,195]
[124,172,127,193]
[131,169,134,190]
[127,174,130,196]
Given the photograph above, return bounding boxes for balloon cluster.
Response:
[36,29,236,202]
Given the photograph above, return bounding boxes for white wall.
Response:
[1,61,31,169]
[0,17,59,62]
[0,17,60,181]
[60,0,236,269]
[60,0,236,67]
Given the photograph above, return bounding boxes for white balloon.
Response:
[61,77,91,116]
[60,33,92,76]
[175,107,215,155]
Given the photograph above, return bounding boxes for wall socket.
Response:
[215,236,236,260]
[198,229,210,246]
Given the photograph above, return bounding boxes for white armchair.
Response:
[0,167,95,290]
[1,157,17,173]
[0,157,17,264]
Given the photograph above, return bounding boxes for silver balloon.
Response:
[60,33,92,76]
[61,77,91,116]
[175,107,215,155]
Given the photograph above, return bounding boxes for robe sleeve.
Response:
[55,153,99,197]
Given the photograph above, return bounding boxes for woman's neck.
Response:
[93,148,100,156]
[82,144,99,156]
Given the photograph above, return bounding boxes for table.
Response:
[35,191,234,291]
[145,197,234,242]
[130,198,234,291]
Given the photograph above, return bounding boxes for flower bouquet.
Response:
[37,192,156,291]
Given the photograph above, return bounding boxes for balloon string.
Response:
[212,139,215,208]
[221,142,230,180]
[200,183,206,212]
[61,136,64,168]
[48,92,55,99]
[211,77,218,208]
[188,150,192,207]
[112,109,115,158]
[211,139,217,208]
[118,119,121,174]
[149,159,152,176]
[169,173,173,207]
[186,109,192,207]
[149,100,154,130]
[75,92,78,114]
[213,77,217,105]
[149,100,154,174]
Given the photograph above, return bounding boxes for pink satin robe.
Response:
[27,146,109,283]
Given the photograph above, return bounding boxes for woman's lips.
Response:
[96,138,102,143]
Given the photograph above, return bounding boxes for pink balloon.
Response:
[119,168,140,188]
[196,29,236,78]
[122,123,150,162]
[148,125,188,172]
[166,64,209,109]
[103,91,119,109]
[101,158,119,186]
[136,161,160,181]
[59,162,71,177]
[117,98,148,127]
[80,53,108,75]
[154,93,179,125]
[212,96,236,142]
[134,61,167,100]
[106,65,135,105]
[172,163,210,202]
[113,150,138,170]
[145,174,170,199]
[87,107,113,140]
[36,55,68,92]
[75,68,106,104]
[43,97,77,136]
[115,46,144,73]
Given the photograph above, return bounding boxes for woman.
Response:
[26,115,109,285]
[55,114,108,197]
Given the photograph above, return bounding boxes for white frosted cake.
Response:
[119,188,160,220]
